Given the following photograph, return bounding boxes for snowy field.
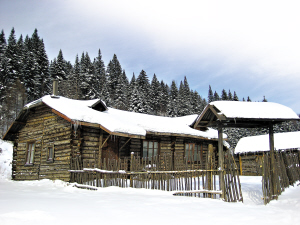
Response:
[1,140,300,225]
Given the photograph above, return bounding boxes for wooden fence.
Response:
[69,152,243,202]
[262,150,300,204]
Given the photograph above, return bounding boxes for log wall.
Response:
[13,105,73,181]
[235,153,263,176]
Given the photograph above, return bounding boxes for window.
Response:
[47,146,54,162]
[143,141,159,159]
[185,143,202,161]
[25,142,35,165]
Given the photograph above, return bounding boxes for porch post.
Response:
[269,122,277,199]
[218,123,225,199]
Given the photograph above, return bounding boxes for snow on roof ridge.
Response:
[210,101,299,119]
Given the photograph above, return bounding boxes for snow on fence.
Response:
[262,150,300,204]
[69,153,243,202]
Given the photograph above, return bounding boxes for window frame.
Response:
[25,142,35,165]
[142,140,160,159]
[47,145,54,163]
[185,143,202,162]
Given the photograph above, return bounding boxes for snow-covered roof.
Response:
[20,95,221,140]
[194,101,299,129]
[235,131,300,154]
[210,101,299,120]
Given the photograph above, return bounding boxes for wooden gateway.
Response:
[3,95,225,181]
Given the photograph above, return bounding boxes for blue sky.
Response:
[1,0,300,114]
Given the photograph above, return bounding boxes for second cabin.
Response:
[3,95,227,181]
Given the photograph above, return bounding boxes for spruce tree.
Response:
[228,90,233,101]
[0,30,6,59]
[150,74,161,115]
[213,91,220,101]
[136,70,151,113]
[0,30,7,102]
[54,49,67,80]
[159,81,169,116]
[5,28,18,82]
[233,91,239,101]
[114,71,128,110]
[167,80,178,117]
[107,54,123,104]
[221,89,228,100]
[208,85,214,103]
[93,49,106,99]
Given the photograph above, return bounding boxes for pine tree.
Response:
[0,30,6,59]
[228,90,233,101]
[129,78,145,113]
[159,81,169,116]
[177,76,192,116]
[79,52,95,99]
[208,85,214,103]
[93,49,106,99]
[5,28,19,82]
[30,29,50,97]
[107,54,123,104]
[233,91,239,101]
[150,74,161,115]
[213,91,220,101]
[54,49,67,80]
[0,30,7,102]
[221,89,228,100]
[135,70,151,113]
[114,71,128,110]
[247,96,251,102]
[128,73,136,100]
[167,80,178,117]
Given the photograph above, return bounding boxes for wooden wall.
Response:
[13,105,72,181]
[235,153,263,176]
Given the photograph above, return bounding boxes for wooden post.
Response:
[98,129,103,168]
[130,152,134,188]
[218,123,225,200]
[207,144,214,198]
[239,155,243,175]
[269,122,277,199]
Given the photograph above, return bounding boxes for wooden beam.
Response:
[101,134,111,149]
[51,109,72,122]
[218,123,225,200]
[119,138,132,152]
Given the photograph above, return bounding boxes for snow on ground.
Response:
[1,140,300,225]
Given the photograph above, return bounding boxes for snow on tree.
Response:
[150,74,161,115]
[167,80,178,117]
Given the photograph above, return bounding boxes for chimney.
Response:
[53,80,58,96]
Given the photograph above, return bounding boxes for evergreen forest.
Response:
[1,28,299,150]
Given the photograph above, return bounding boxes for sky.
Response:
[1,0,300,114]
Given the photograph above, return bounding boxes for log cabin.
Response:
[3,95,226,181]
[235,131,300,175]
